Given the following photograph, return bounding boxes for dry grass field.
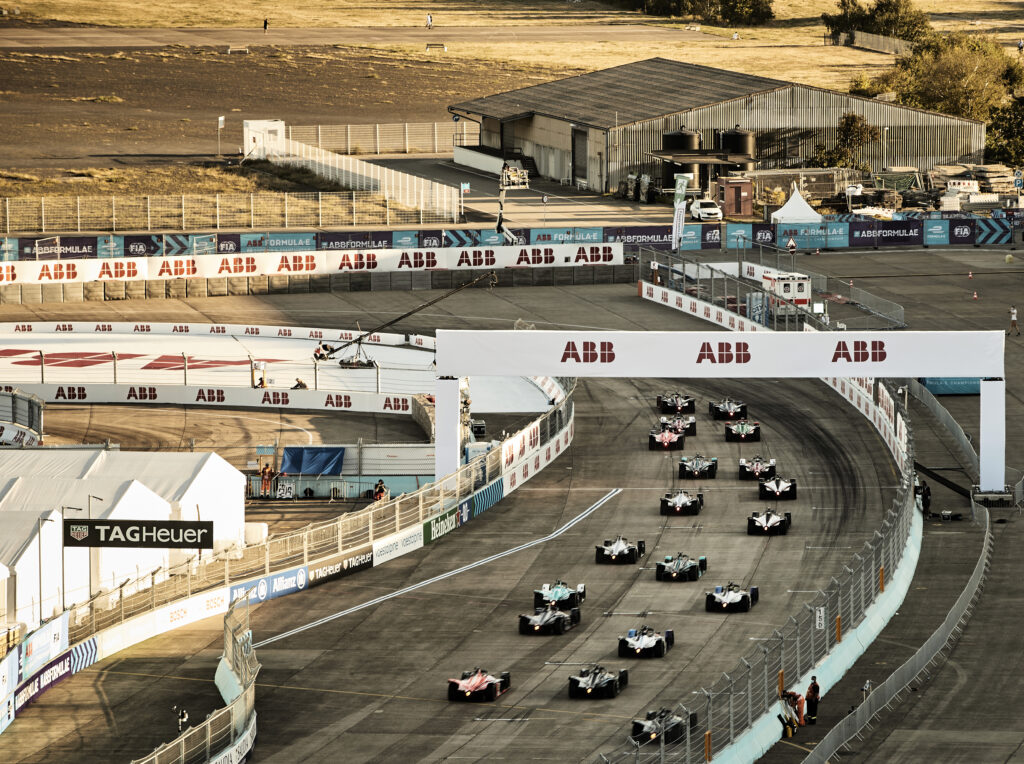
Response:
[2,0,1022,196]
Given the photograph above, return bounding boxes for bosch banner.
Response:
[63,519,214,549]
[436,329,1005,379]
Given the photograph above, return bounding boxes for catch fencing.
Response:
[287,122,480,155]
[267,137,461,224]
[131,596,260,764]
[0,389,44,440]
[599,379,916,764]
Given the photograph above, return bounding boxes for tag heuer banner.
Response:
[63,519,214,549]
[671,174,689,250]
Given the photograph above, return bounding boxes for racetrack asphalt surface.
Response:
[1,244,1021,762]
[0,284,894,762]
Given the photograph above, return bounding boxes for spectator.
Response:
[374,479,387,501]
[291,378,308,389]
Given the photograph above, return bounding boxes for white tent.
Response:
[0,509,62,630]
[770,182,823,224]
[0,449,245,560]
[0,477,173,608]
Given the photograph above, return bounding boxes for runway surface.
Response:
[0,284,894,762]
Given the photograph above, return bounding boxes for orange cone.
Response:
[973,291,978,300]
[968,271,974,279]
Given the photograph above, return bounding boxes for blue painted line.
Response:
[253,488,622,648]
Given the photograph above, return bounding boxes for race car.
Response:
[649,425,685,451]
[747,510,792,535]
[663,415,697,436]
[709,398,748,420]
[656,392,695,415]
[738,455,777,480]
[631,708,697,745]
[724,420,761,442]
[617,625,674,658]
[534,580,586,610]
[595,535,646,564]
[447,668,512,702]
[705,582,759,612]
[655,553,707,581]
[678,454,718,479]
[758,476,797,500]
[567,664,629,699]
[659,489,704,516]
[519,601,581,635]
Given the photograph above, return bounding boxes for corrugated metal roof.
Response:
[449,58,791,129]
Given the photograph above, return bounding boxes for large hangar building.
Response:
[448,57,984,194]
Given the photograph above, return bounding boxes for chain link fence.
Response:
[131,596,260,764]
[268,137,460,225]
[287,122,479,155]
[2,189,453,234]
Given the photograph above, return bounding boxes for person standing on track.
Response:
[263,18,269,34]
[806,676,820,725]
[1009,305,1021,336]
[426,13,433,29]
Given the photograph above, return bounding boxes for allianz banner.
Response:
[849,221,923,247]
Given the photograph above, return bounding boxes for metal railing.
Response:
[286,122,479,155]
[850,30,914,56]
[268,137,461,224]
[804,501,990,762]
[1,189,454,234]
[61,383,574,648]
[598,373,917,762]
[908,379,980,480]
[0,389,44,440]
[132,596,260,764]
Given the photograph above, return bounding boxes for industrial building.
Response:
[448,58,985,194]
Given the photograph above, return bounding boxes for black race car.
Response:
[595,535,646,564]
[709,398,748,420]
[678,454,718,479]
[657,392,695,415]
[758,477,797,500]
[534,580,586,610]
[519,601,581,635]
[705,582,759,612]
[618,625,674,658]
[447,668,511,702]
[568,664,629,699]
[631,708,698,745]
[725,420,761,442]
[747,510,792,535]
[738,455,777,480]
[655,553,707,581]
[660,489,704,515]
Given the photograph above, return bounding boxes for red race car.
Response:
[447,668,511,702]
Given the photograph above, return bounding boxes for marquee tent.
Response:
[770,182,823,224]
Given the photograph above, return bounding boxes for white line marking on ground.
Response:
[252,488,623,648]
[221,414,313,444]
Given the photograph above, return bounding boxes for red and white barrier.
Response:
[0,243,623,287]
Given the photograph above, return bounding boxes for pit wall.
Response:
[638,278,919,762]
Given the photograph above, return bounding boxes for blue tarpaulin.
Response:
[280,447,346,475]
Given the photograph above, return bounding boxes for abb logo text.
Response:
[832,340,887,363]
[696,341,750,364]
[560,341,615,363]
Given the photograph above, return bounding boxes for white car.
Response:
[690,199,723,221]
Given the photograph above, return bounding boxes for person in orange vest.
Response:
[806,676,820,725]
[260,464,272,498]
[782,690,805,726]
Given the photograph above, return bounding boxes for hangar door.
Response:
[572,129,588,184]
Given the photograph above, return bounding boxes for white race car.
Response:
[617,625,674,658]
[747,510,792,535]
[705,582,759,612]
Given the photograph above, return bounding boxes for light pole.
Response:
[37,515,54,625]
[87,496,104,599]
[60,505,85,611]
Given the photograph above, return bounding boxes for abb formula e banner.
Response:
[0,244,622,286]
[436,329,1004,379]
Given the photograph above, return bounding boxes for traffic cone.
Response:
[968,271,974,279]
[973,291,978,300]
